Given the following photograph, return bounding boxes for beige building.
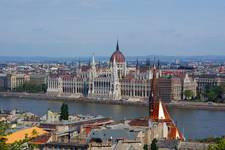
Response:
[30,74,47,84]
[7,74,30,90]
[157,77,182,102]
[193,74,225,97]
[181,73,197,99]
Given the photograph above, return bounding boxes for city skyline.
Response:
[0,0,225,57]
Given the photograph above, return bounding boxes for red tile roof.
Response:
[30,134,51,145]
[150,101,172,122]
[128,118,148,127]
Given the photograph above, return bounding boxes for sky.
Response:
[0,0,225,57]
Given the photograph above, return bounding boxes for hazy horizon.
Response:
[1,0,225,57]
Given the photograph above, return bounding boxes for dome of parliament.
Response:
[110,41,125,63]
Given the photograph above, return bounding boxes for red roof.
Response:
[81,66,91,71]
[30,134,51,145]
[168,125,184,141]
[150,100,185,141]
[150,101,172,122]
[128,118,148,127]
[62,74,74,80]
[110,41,125,63]
[110,50,125,63]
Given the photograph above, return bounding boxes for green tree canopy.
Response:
[60,103,69,121]
[0,121,9,150]
[151,138,158,150]
[15,82,47,93]
[184,90,194,99]
[205,85,223,102]
[143,144,148,150]
[208,138,225,150]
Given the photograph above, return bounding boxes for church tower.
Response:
[148,65,184,141]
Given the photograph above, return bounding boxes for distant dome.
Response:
[110,41,125,63]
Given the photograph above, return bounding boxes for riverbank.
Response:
[0,92,147,106]
[1,92,225,111]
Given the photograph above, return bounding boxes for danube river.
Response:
[0,97,225,140]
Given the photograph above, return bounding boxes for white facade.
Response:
[46,56,159,100]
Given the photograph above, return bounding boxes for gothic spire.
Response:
[149,65,158,115]
[116,40,119,51]
[157,59,160,69]
[146,57,150,67]
[113,57,118,82]
[92,53,96,68]
[136,58,139,69]
[78,58,81,69]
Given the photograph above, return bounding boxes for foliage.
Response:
[199,136,224,143]
[143,144,148,150]
[208,138,225,150]
[205,85,223,102]
[183,90,194,99]
[0,121,9,136]
[151,138,158,150]
[221,84,225,93]
[15,82,47,93]
[60,103,69,121]
[0,121,9,150]
[9,139,29,150]
[0,139,8,150]
[0,121,36,150]
[31,129,38,136]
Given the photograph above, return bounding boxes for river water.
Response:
[0,97,225,140]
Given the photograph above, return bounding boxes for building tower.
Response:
[145,57,153,80]
[109,57,121,100]
[148,65,157,127]
[88,54,96,96]
[148,65,184,141]
[110,41,126,79]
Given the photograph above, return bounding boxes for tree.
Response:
[15,82,47,93]
[41,84,48,93]
[151,138,158,150]
[205,85,223,102]
[0,121,9,150]
[208,138,225,150]
[221,84,225,93]
[183,90,194,100]
[60,103,69,121]
[31,129,38,136]
[0,121,36,150]
[143,144,148,150]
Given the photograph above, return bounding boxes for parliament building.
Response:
[47,42,196,102]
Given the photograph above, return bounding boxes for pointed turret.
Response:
[90,54,96,79]
[78,58,81,69]
[112,57,118,82]
[150,65,158,107]
[91,54,96,69]
[116,40,119,51]
[157,59,160,69]
[98,60,101,68]
[136,58,139,70]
